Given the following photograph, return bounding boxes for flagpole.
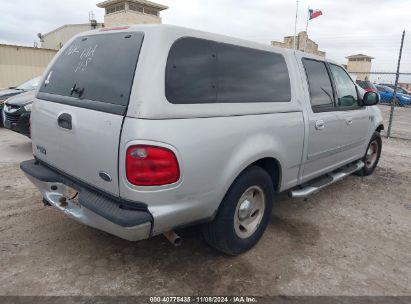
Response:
[305,5,310,52]
[293,0,299,50]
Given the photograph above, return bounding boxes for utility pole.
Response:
[387,30,405,138]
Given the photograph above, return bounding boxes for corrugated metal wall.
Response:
[0,44,57,89]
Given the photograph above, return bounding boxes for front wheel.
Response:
[355,132,382,176]
[202,166,274,255]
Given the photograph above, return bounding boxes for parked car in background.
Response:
[0,76,40,126]
[379,83,411,96]
[356,80,378,92]
[20,25,383,255]
[375,85,411,106]
[3,91,35,137]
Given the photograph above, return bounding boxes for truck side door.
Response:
[328,64,371,165]
[300,58,341,182]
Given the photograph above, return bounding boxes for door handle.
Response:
[315,120,325,130]
[57,113,72,130]
[345,117,353,126]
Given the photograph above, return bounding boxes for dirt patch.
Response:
[0,128,410,296]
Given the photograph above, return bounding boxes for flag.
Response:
[309,9,323,20]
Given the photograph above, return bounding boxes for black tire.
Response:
[355,132,382,176]
[202,166,274,255]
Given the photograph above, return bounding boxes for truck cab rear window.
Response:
[165,37,291,104]
[302,59,335,111]
[38,32,144,114]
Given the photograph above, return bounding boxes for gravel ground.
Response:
[380,104,411,140]
[0,116,410,296]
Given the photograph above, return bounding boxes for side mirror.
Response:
[363,91,379,106]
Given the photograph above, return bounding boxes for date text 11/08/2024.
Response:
[149,296,258,303]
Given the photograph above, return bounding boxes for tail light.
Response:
[126,145,180,186]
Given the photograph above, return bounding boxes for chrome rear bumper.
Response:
[21,159,152,241]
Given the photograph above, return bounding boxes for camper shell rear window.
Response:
[38,32,144,115]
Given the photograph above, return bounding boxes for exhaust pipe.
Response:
[163,231,182,247]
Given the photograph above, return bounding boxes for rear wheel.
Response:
[202,166,274,255]
[355,132,382,176]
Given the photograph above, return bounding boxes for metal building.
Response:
[0,44,57,89]
[1,0,168,88]
[40,23,104,50]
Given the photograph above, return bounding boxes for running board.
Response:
[289,160,364,198]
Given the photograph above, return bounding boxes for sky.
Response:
[0,0,410,77]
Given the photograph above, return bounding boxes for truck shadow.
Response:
[44,192,322,294]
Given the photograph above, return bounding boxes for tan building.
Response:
[40,23,104,50]
[0,44,57,89]
[40,0,168,50]
[271,31,326,57]
[97,0,168,27]
[2,0,168,88]
[346,54,374,81]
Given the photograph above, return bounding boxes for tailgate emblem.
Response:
[36,145,47,155]
[99,172,112,182]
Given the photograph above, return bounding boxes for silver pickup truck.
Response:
[21,25,383,255]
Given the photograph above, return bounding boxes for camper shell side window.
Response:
[165,37,291,104]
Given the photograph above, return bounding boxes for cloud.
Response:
[0,0,409,71]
